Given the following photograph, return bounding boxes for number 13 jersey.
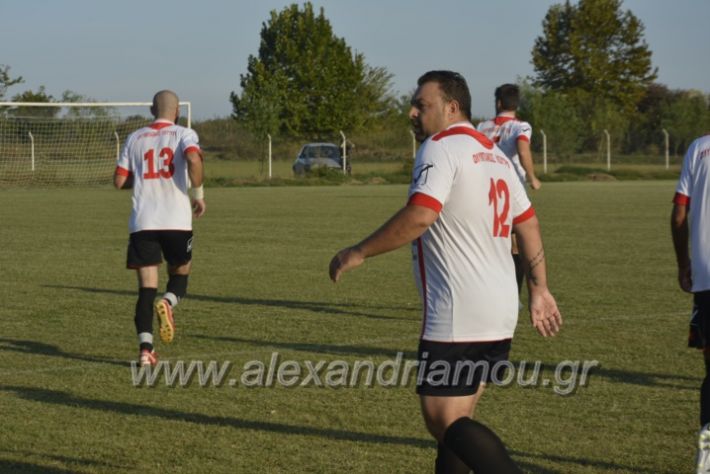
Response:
[116,120,201,233]
[408,122,535,342]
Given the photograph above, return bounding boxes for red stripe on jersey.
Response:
[517,135,530,143]
[513,206,536,225]
[494,115,516,126]
[408,192,443,213]
[184,145,203,161]
[432,126,494,149]
[149,121,173,130]
[673,192,690,206]
[115,166,131,177]
[417,238,429,339]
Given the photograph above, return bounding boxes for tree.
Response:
[231,2,394,138]
[0,64,23,99]
[661,90,710,155]
[9,86,58,118]
[532,0,657,116]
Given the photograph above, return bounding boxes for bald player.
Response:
[114,90,206,367]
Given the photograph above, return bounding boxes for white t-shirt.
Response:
[476,115,532,185]
[116,120,201,233]
[408,122,535,342]
[674,134,710,292]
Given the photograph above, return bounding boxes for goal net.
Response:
[0,101,191,186]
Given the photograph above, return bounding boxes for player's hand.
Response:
[192,199,206,218]
[329,246,365,282]
[530,177,542,191]
[678,263,692,293]
[529,288,562,337]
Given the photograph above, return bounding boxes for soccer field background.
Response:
[0,181,697,473]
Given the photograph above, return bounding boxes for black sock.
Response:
[702,357,710,426]
[443,417,522,474]
[135,287,157,351]
[166,274,189,305]
[435,443,470,474]
[512,253,524,294]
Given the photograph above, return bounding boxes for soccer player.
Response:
[330,71,561,474]
[114,90,206,367]
[477,84,541,293]
[670,133,710,473]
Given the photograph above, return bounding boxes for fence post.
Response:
[410,130,416,159]
[339,130,347,175]
[267,134,272,179]
[540,129,547,174]
[604,129,611,171]
[28,132,35,172]
[662,128,669,170]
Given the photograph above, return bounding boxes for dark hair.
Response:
[494,84,519,111]
[417,70,472,120]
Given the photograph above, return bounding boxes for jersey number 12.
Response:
[488,178,510,238]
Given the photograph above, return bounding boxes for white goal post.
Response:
[0,101,191,186]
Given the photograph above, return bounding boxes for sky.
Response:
[1,0,709,120]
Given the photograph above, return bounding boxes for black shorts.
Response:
[126,230,193,269]
[416,338,512,396]
[688,291,710,349]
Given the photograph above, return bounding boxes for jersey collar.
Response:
[494,113,517,126]
[149,119,175,130]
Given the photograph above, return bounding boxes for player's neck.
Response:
[496,111,516,118]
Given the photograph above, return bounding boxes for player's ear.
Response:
[447,99,461,119]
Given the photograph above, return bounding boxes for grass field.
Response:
[0,181,698,473]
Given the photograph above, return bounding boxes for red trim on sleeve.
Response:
[512,206,536,225]
[674,192,690,206]
[517,135,530,143]
[432,126,494,149]
[408,192,443,213]
[115,166,131,177]
[184,145,201,155]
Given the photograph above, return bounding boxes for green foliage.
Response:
[0,64,23,99]
[231,2,394,139]
[9,85,57,118]
[661,90,710,155]
[518,82,583,158]
[532,0,657,116]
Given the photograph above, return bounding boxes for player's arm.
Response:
[517,139,541,190]
[329,204,438,282]
[186,150,206,218]
[513,215,561,337]
[113,168,132,190]
[670,203,692,292]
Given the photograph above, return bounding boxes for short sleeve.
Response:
[509,167,534,224]
[517,121,532,143]
[407,139,458,213]
[180,129,201,156]
[115,135,132,176]
[674,140,695,206]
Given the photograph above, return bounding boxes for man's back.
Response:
[675,134,710,292]
[117,120,201,233]
[408,123,534,342]
[476,116,531,184]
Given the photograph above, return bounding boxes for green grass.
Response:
[0,181,699,473]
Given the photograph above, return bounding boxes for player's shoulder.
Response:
[432,125,494,150]
[476,118,494,130]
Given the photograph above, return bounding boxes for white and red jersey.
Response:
[476,114,532,185]
[674,134,710,292]
[408,122,535,342]
[116,120,201,233]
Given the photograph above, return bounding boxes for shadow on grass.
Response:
[191,334,417,359]
[1,384,675,473]
[0,460,80,474]
[0,338,130,368]
[532,362,698,391]
[44,285,417,321]
[0,449,130,473]
[189,334,417,359]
